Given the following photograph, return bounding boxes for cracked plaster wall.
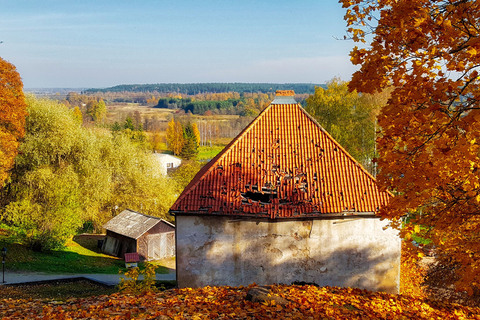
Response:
[176,215,401,293]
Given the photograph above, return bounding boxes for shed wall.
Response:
[139,223,176,261]
[102,230,137,259]
[176,215,401,293]
[102,222,176,261]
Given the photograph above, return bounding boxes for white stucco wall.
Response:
[153,153,182,175]
[175,215,401,293]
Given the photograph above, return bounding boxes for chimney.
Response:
[271,90,297,104]
[275,90,295,96]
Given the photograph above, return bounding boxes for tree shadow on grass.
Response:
[7,243,126,274]
[3,233,174,274]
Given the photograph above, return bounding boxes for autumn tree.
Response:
[149,130,164,151]
[86,99,106,123]
[65,92,89,108]
[191,123,200,148]
[166,118,185,156]
[72,106,83,125]
[166,118,175,149]
[132,110,142,129]
[0,57,27,187]
[342,0,480,294]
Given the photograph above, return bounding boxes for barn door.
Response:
[166,232,175,257]
[159,233,167,258]
[147,233,175,260]
[147,234,159,260]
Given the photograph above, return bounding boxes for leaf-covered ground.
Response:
[1,284,479,320]
[0,279,117,300]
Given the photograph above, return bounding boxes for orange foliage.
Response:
[400,242,427,298]
[0,57,27,187]
[1,284,479,319]
[341,0,480,293]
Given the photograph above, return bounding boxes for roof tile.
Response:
[170,92,390,218]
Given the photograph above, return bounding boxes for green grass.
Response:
[0,231,172,274]
[197,145,226,160]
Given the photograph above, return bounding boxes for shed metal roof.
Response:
[103,209,174,239]
[170,90,391,219]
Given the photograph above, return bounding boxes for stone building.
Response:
[170,90,400,293]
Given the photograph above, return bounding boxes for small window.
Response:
[167,162,173,168]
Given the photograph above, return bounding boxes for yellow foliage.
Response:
[118,262,157,295]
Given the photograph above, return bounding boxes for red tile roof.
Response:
[170,91,391,219]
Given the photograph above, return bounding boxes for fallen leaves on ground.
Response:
[1,284,479,319]
[0,279,116,300]
[400,241,427,298]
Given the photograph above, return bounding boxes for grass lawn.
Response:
[1,232,172,275]
[197,145,226,160]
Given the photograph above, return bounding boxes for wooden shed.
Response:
[101,209,175,261]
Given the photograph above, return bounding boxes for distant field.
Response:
[198,145,226,161]
[106,103,242,123]
[106,103,175,123]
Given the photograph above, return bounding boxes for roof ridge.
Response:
[124,208,162,220]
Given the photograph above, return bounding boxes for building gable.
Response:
[170,91,390,219]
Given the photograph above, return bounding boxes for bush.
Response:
[118,262,157,294]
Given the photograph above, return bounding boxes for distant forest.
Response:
[84,83,325,95]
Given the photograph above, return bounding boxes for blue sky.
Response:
[0,0,358,88]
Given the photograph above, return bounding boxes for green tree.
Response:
[305,78,383,172]
[1,96,177,250]
[111,121,122,132]
[4,166,82,251]
[170,160,204,193]
[181,122,199,159]
[124,116,135,130]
